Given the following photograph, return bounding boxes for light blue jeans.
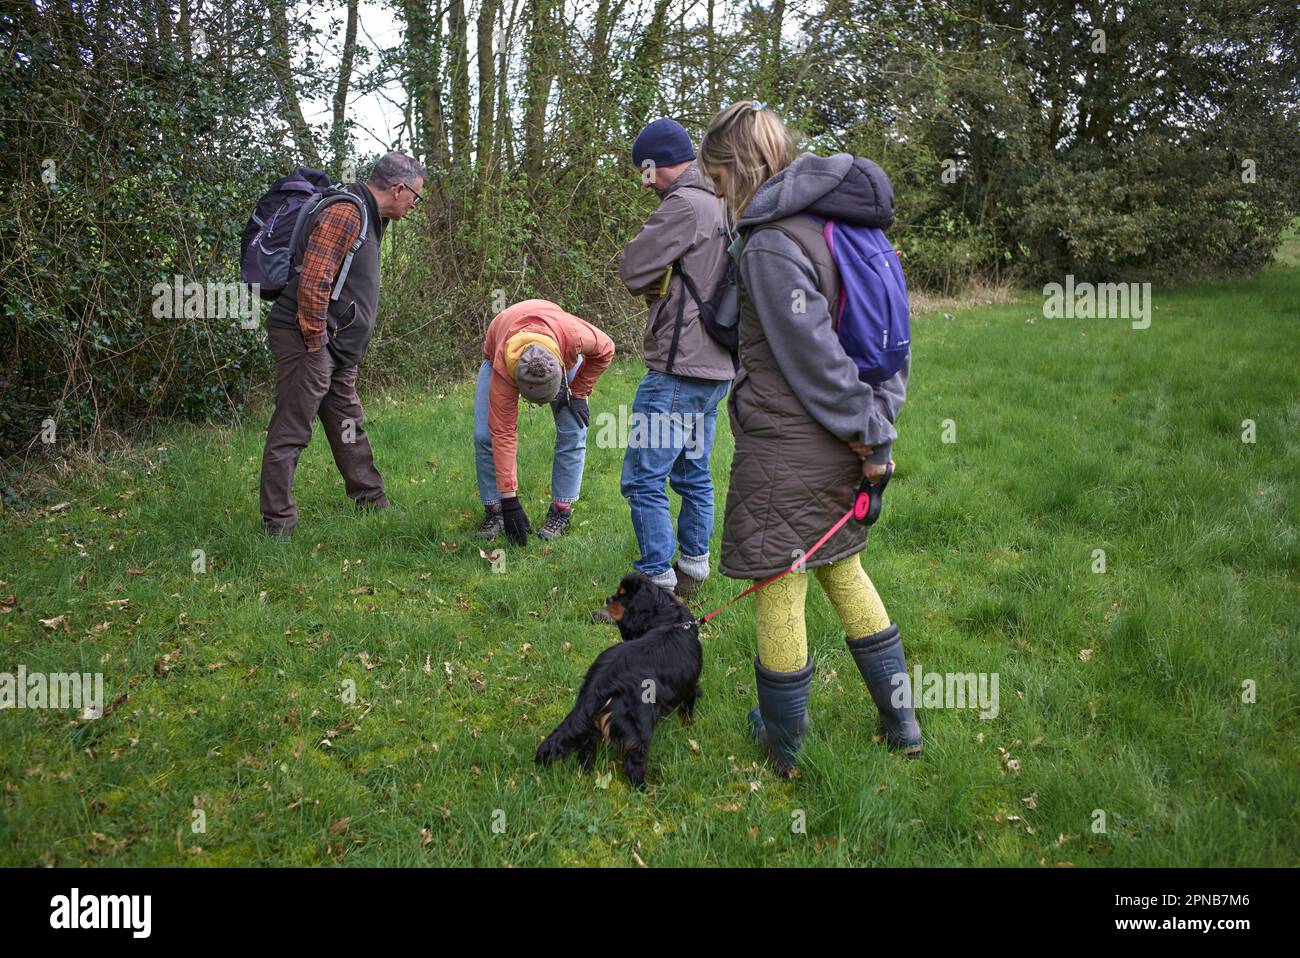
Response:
[474,358,586,506]
[620,369,730,576]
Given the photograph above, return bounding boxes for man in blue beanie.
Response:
[615,119,735,597]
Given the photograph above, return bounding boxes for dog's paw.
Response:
[535,736,567,766]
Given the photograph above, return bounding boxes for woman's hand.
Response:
[863,459,893,482]
[850,441,892,480]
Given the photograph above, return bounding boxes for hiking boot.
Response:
[672,562,703,599]
[537,504,572,541]
[263,522,294,542]
[845,623,923,756]
[476,506,504,541]
[748,655,814,776]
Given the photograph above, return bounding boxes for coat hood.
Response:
[737,152,894,230]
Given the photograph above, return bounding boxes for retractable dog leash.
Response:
[694,463,894,626]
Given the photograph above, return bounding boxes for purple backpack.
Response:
[820,219,910,385]
[239,166,368,301]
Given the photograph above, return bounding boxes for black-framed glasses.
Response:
[401,182,423,205]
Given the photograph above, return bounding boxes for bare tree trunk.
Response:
[330,0,359,173]
[497,0,522,172]
[268,0,322,167]
[625,0,671,139]
[475,0,499,191]
[706,0,717,112]
[522,0,556,182]
[156,0,172,47]
[757,0,785,103]
[448,0,471,172]
[179,0,191,61]
[402,0,449,177]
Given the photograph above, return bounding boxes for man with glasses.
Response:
[259,152,425,538]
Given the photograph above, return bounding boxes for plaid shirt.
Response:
[298,202,362,351]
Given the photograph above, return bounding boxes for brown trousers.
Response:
[259,325,387,529]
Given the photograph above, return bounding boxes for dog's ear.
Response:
[618,575,676,637]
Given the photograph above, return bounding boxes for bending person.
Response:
[474,300,614,545]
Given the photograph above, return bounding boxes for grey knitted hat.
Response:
[514,343,563,403]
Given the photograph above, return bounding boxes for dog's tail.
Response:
[535,673,614,765]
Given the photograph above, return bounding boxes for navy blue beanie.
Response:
[631,118,696,168]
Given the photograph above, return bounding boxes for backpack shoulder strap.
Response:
[328,192,369,300]
[672,256,705,307]
[745,214,840,316]
[288,190,369,301]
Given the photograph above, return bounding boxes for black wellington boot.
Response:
[845,623,923,755]
[748,655,814,776]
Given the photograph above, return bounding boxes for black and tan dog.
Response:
[536,573,702,788]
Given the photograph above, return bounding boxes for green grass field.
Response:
[2,263,1298,867]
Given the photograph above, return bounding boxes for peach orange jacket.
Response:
[482,299,615,496]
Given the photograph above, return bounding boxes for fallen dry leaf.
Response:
[39,615,68,631]
[1078,648,1093,662]
[153,650,182,677]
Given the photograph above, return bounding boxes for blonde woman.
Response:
[699,101,921,775]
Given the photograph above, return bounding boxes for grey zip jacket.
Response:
[617,162,735,381]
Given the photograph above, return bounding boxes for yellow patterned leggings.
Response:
[755,554,891,672]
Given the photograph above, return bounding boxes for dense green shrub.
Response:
[2,0,1296,461]
[0,4,282,459]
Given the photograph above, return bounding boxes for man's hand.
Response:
[500,497,531,545]
[566,396,590,428]
[551,380,591,428]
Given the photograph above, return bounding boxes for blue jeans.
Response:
[474,358,586,505]
[620,369,730,576]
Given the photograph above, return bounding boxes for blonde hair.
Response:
[699,101,801,222]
